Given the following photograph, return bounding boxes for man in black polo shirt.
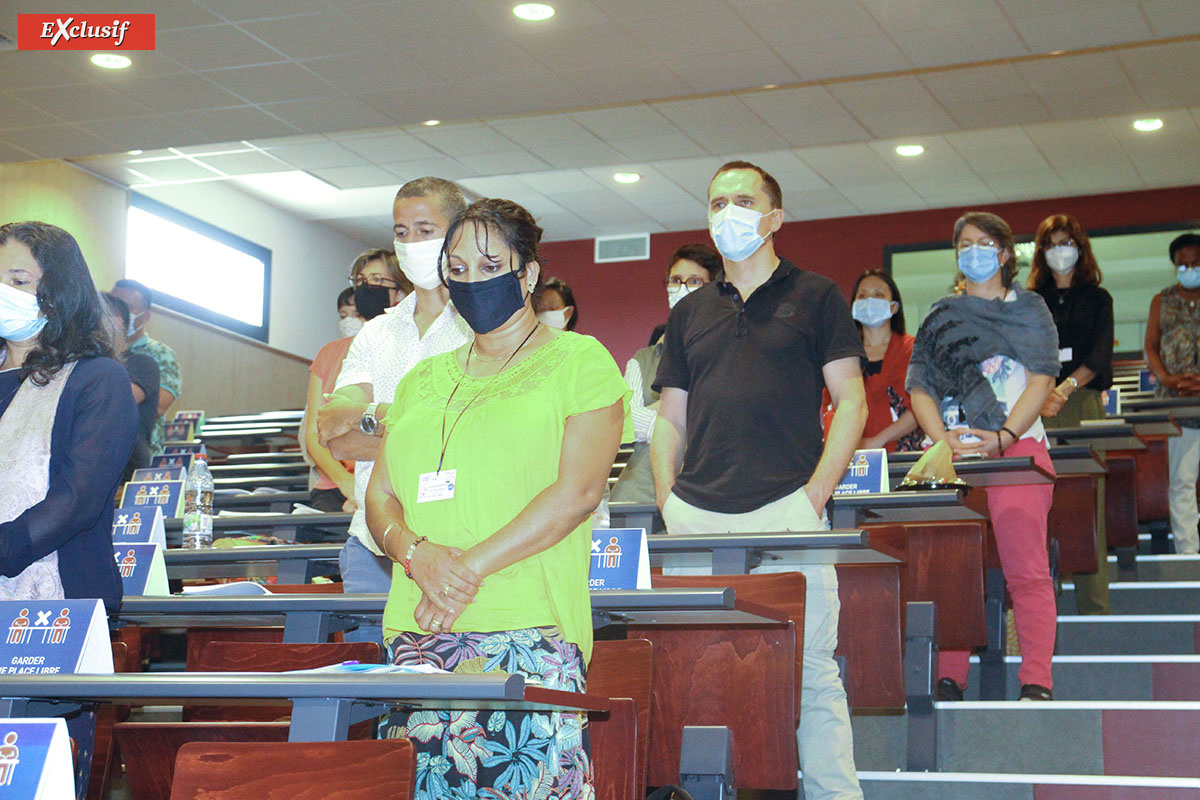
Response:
[651,161,867,800]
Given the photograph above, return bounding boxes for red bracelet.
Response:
[402,536,428,580]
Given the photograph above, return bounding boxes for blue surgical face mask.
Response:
[0,282,47,342]
[852,297,894,329]
[447,270,527,334]
[1178,266,1200,290]
[709,205,770,262]
[958,244,1001,284]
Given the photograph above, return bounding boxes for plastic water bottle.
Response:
[182,454,214,549]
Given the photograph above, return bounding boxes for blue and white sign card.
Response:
[164,420,196,442]
[0,718,73,799]
[112,505,166,549]
[1139,369,1158,392]
[834,449,889,496]
[0,599,112,674]
[131,466,185,483]
[162,443,206,455]
[120,480,184,518]
[1101,388,1120,417]
[173,410,205,424]
[150,452,194,470]
[114,543,169,597]
[589,528,650,590]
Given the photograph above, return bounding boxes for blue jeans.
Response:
[338,536,393,646]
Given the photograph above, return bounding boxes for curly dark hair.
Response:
[0,221,113,385]
[440,198,545,289]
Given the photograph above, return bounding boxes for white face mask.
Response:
[126,310,146,338]
[709,204,771,262]
[852,297,895,329]
[667,284,696,309]
[394,237,445,291]
[536,308,571,330]
[338,316,364,338]
[0,282,46,342]
[1045,245,1079,275]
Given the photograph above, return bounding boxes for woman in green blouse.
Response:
[365,198,630,800]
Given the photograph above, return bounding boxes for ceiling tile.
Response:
[335,132,442,162]
[738,86,872,147]
[383,157,480,183]
[777,34,911,81]
[300,53,450,93]
[112,73,245,113]
[124,157,222,182]
[203,63,337,104]
[195,150,294,175]
[828,76,959,138]
[13,84,151,123]
[981,170,1070,202]
[609,133,708,161]
[195,0,334,22]
[736,0,885,47]
[670,48,799,94]
[1104,110,1200,186]
[0,52,88,90]
[782,187,860,221]
[518,168,600,195]
[795,142,904,188]
[571,106,681,141]
[860,0,1007,31]
[653,96,790,154]
[0,94,64,129]
[85,0,224,29]
[867,137,995,204]
[943,127,1054,174]
[456,150,551,175]
[1138,0,1200,37]
[618,9,767,57]
[1118,41,1200,108]
[889,21,1029,69]
[561,61,696,105]
[239,13,385,60]
[652,156,726,200]
[412,123,520,156]
[79,115,203,151]
[838,181,928,214]
[533,141,630,170]
[259,96,396,133]
[167,105,300,141]
[1005,2,1154,52]
[722,150,832,192]
[157,25,287,70]
[310,163,398,189]
[1022,119,1144,193]
[0,141,36,163]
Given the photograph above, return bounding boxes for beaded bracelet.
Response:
[402,535,428,580]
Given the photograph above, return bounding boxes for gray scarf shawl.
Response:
[906,287,1060,432]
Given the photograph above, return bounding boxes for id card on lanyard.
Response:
[418,470,456,503]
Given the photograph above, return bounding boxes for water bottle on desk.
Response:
[182,453,214,548]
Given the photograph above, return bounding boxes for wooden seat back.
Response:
[1105,454,1140,549]
[590,697,639,800]
[589,639,653,799]
[1049,473,1100,573]
[169,739,416,800]
[115,722,289,800]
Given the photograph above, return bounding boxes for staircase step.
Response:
[961,656,1200,701]
[1056,615,1200,655]
[852,702,1200,777]
[858,771,1200,799]
[1059,582,1200,615]
[1109,554,1200,582]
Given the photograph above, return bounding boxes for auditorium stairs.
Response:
[838,550,1200,799]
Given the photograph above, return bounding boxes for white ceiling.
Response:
[2,1,1199,243]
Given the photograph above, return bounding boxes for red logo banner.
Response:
[17,14,155,50]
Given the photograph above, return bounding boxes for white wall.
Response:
[139,181,371,359]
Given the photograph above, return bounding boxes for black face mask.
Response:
[354,284,391,320]
[447,270,526,334]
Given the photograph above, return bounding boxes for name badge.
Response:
[418,470,456,503]
[1059,347,1073,362]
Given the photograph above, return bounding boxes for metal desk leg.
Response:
[283,611,335,643]
[710,547,755,575]
[904,602,937,771]
[276,558,309,585]
[829,505,855,531]
[289,698,351,741]
[1149,520,1171,555]
[979,567,1008,701]
[679,726,734,800]
[1115,547,1138,582]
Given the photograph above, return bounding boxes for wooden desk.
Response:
[208,462,310,478]
[827,489,979,529]
[213,491,310,513]
[1047,424,1146,452]
[165,543,343,583]
[885,454,1055,488]
[214,475,309,491]
[163,512,351,546]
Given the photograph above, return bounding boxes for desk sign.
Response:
[0,600,112,674]
[114,543,169,596]
[112,505,166,549]
[834,448,889,495]
[589,528,650,590]
[151,452,194,471]
[164,420,195,442]
[1140,369,1158,392]
[162,442,206,456]
[1101,388,1120,417]
[173,410,205,425]
[0,718,73,799]
[131,466,185,483]
[120,481,184,518]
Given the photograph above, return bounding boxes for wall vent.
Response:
[594,233,650,263]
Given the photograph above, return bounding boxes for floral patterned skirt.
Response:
[384,626,594,800]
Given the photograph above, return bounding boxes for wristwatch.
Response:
[359,402,380,436]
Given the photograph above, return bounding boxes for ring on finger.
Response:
[442,585,450,597]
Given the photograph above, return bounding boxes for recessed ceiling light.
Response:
[513,3,555,21]
[90,53,131,70]
[1133,117,1164,132]
[613,172,641,184]
[761,83,779,90]
[127,149,143,156]
[895,144,925,157]
[423,119,440,127]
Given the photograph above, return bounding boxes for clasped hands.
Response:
[944,426,1008,458]
[408,540,484,634]
[1163,373,1200,397]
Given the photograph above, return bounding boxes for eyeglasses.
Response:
[666,276,709,289]
[956,237,998,252]
[350,274,399,288]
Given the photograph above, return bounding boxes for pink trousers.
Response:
[939,436,1057,689]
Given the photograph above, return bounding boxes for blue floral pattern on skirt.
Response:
[385,626,593,800]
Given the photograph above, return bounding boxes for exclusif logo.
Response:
[16,13,155,50]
